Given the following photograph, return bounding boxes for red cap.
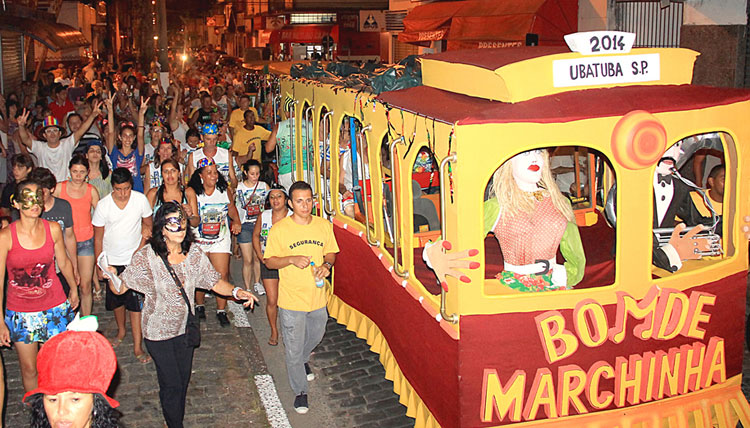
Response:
[22,330,119,407]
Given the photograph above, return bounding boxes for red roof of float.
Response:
[376,84,750,125]
[420,46,569,70]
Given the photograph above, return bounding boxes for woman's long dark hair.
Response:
[187,166,228,196]
[85,142,111,180]
[149,201,195,257]
[155,159,184,206]
[27,393,121,428]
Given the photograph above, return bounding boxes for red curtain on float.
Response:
[398,0,578,50]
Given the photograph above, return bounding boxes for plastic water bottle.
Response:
[310,261,325,288]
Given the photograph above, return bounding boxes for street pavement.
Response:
[0,258,414,427]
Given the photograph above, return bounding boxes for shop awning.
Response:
[398,0,577,50]
[0,15,89,52]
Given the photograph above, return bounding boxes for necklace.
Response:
[527,190,546,201]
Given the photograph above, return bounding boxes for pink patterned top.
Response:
[492,195,567,266]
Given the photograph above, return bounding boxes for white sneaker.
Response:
[254,282,266,296]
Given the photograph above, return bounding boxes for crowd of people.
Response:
[0,53,340,426]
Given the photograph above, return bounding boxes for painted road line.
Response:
[255,374,292,428]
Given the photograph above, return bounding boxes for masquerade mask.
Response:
[196,157,216,169]
[164,207,186,232]
[164,216,186,232]
[14,188,44,210]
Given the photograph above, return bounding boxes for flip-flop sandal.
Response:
[135,353,152,364]
[268,337,278,346]
[110,336,125,348]
[93,289,104,302]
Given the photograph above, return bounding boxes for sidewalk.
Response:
[2,295,269,427]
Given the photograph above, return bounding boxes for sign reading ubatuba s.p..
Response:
[552,54,661,88]
[467,274,746,426]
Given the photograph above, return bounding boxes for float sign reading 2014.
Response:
[553,32,660,88]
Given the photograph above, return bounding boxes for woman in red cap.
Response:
[24,324,120,427]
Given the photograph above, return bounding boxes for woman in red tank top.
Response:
[0,180,79,393]
[55,154,101,316]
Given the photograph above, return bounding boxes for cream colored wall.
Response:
[684,0,747,26]
[578,0,609,31]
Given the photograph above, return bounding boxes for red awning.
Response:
[270,25,339,45]
[398,0,577,50]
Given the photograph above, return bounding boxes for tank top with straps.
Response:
[60,181,94,242]
[6,220,68,312]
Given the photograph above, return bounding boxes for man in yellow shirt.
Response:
[263,181,339,414]
[231,109,271,165]
[228,94,258,137]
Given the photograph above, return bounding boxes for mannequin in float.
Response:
[648,141,719,272]
[423,149,585,292]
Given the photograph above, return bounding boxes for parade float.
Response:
[277,32,750,427]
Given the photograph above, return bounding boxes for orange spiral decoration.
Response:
[611,110,667,170]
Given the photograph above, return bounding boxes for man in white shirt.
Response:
[17,101,103,182]
[93,167,153,363]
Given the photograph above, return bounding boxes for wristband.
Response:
[323,261,333,270]
[231,287,242,299]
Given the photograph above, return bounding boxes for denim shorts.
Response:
[5,300,75,344]
[76,237,95,257]
[237,220,256,244]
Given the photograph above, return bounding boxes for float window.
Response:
[483,147,617,295]
[651,132,731,277]
[338,116,371,227]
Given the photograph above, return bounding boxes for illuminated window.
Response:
[289,13,337,25]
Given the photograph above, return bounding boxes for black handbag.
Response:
[159,254,201,348]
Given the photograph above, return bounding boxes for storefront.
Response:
[0,10,88,93]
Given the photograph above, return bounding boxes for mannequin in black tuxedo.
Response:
[652,142,716,272]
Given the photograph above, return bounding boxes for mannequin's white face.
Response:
[511,149,544,191]
[656,141,683,176]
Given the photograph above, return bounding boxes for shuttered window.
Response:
[0,31,24,95]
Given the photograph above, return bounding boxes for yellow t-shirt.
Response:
[229,107,259,133]
[690,191,723,216]
[263,216,340,312]
[232,126,271,160]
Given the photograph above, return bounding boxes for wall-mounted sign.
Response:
[359,10,385,32]
[553,53,660,88]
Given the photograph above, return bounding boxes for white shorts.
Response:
[196,233,231,254]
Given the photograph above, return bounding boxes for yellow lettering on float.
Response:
[523,368,558,420]
[585,361,614,410]
[656,349,681,399]
[556,365,588,417]
[535,311,579,364]
[481,369,526,423]
[654,289,690,340]
[640,351,658,402]
[702,337,726,388]
[681,292,716,340]
[609,287,659,344]
[573,299,608,348]
[680,342,706,394]
[614,355,643,407]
